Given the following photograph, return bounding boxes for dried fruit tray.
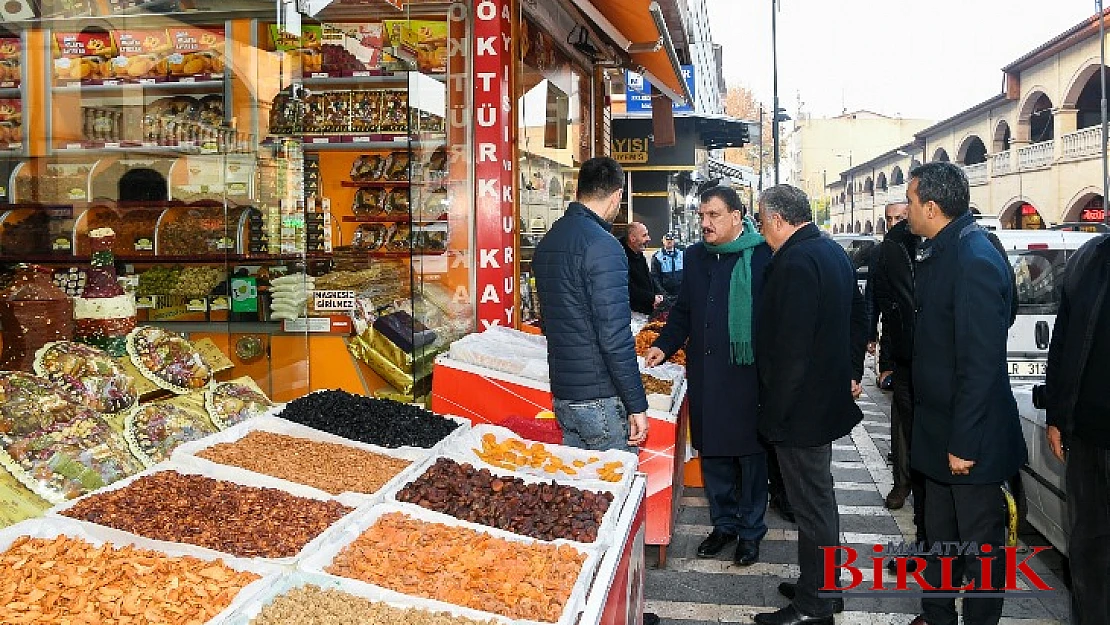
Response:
[297,502,601,625]
[173,414,435,507]
[383,452,629,549]
[0,516,283,625]
[438,424,638,495]
[46,460,366,567]
[222,570,514,625]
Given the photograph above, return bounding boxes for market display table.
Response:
[431,354,689,566]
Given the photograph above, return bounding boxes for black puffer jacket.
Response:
[533,202,648,413]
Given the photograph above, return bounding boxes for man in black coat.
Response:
[645,186,772,567]
[620,221,662,315]
[905,162,1025,625]
[1043,233,1110,625]
[753,184,866,625]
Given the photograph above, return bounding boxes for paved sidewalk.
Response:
[643,365,1071,625]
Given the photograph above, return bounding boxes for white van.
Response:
[993,228,1102,557]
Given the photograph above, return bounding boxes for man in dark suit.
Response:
[905,162,1025,625]
[753,184,865,625]
[620,221,662,315]
[645,186,773,566]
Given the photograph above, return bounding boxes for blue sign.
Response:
[625,65,695,114]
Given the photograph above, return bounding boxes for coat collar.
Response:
[917,211,974,262]
[566,201,612,232]
[774,222,821,256]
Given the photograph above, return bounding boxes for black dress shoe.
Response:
[776,583,844,613]
[887,558,921,574]
[697,529,737,558]
[752,604,833,625]
[643,612,661,625]
[734,539,759,566]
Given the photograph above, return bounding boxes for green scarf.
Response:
[703,217,765,366]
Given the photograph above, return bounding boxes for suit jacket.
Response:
[910,211,1026,484]
[621,237,657,315]
[756,223,864,446]
[652,242,772,456]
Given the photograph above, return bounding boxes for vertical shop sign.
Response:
[472,0,515,330]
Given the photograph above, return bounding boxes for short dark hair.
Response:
[699,186,746,216]
[909,162,969,218]
[759,184,811,225]
[576,157,625,201]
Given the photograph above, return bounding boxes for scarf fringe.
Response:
[731,340,755,366]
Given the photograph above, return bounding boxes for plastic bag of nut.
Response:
[638,357,686,412]
[47,460,361,567]
[437,424,637,499]
[382,452,629,548]
[221,569,515,625]
[172,414,432,508]
[297,502,601,625]
[0,516,283,625]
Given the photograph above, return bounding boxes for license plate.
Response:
[1008,360,1047,377]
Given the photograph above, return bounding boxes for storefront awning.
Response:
[568,0,693,106]
[682,114,758,150]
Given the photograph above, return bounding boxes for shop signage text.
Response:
[612,137,650,164]
[471,0,516,330]
[625,65,695,114]
[313,290,356,311]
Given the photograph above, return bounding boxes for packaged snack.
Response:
[0,37,22,86]
[112,29,172,81]
[53,31,117,83]
[126,326,213,394]
[204,380,274,429]
[167,27,225,78]
[125,401,218,467]
[34,341,138,414]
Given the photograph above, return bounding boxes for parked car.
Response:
[832,234,880,291]
[1049,221,1110,233]
[994,228,1103,558]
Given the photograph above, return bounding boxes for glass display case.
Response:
[0,0,476,403]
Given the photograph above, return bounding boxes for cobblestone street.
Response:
[644,363,1072,625]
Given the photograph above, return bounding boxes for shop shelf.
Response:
[339,180,416,188]
[52,76,225,93]
[342,215,448,225]
[52,141,242,155]
[0,86,19,97]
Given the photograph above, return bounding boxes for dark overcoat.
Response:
[756,224,865,447]
[911,212,1026,484]
[652,241,773,457]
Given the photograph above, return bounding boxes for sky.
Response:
[705,0,1098,122]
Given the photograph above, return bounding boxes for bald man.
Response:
[620,222,663,315]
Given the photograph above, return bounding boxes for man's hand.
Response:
[643,346,666,368]
[1046,425,1065,462]
[851,379,862,399]
[948,453,975,476]
[654,294,664,306]
[628,412,649,447]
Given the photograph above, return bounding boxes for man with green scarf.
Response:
[644,185,773,566]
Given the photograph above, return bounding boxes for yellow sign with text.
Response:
[612,137,650,164]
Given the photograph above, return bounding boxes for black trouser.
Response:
[891,365,926,541]
[700,453,770,541]
[1066,435,1110,625]
[920,479,1007,625]
[767,442,787,503]
[776,443,840,618]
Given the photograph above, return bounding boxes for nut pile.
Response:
[280,391,460,448]
[60,471,352,558]
[249,585,500,625]
[397,457,613,543]
[196,430,412,496]
[327,511,586,623]
[474,433,627,483]
[634,330,687,366]
[0,534,260,625]
[641,373,674,396]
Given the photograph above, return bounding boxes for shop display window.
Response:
[0,3,475,408]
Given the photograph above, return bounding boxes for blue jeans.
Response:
[700,453,769,541]
[552,396,633,453]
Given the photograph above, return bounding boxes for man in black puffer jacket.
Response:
[533,157,649,452]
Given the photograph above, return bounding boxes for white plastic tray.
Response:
[297,501,601,625]
[221,570,515,625]
[46,460,366,568]
[438,423,638,494]
[382,451,628,549]
[0,516,283,625]
[172,414,431,507]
